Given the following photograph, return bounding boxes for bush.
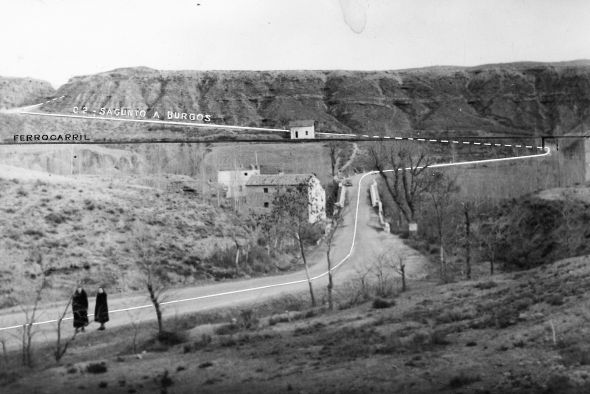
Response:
[86,362,108,374]
[473,281,497,290]
[45,212,67,225]
[160,370,173,388]
[557,339,590,366]
[372,298,395,309]
[545,294,564,306]
[436,308,472,324]
[157,330,187,346]
[448,373,480,388]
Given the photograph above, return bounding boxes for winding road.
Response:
[0,144,551,349]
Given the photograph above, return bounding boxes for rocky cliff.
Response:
[39,61,590,137]
[0,76,55,109]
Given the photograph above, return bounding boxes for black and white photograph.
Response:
[1,1,590,393]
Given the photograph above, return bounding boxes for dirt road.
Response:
[0,172,428,347]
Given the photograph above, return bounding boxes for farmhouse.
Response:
[217,167,260,198]
[245,173,326,223]
[289,120,315,139]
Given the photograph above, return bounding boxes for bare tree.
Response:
[325,212,343,310]
[13,253,47,368]
[327,141,348,177]
[462,202,472,280]
[0,337,7,368]
[54,295,77,362]
[127,311,143,355]
[476,209,504,275]
[327,141,339,177]
[372,252,396,297]
[230,232,243,276]
[392,255,407,292]
[426,172,460,283]
[134,227,167,337]
[268,185,322,307]
[369,141,435,232]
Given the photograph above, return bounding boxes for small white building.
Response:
[245,173,326,223]
[289,120,315,140]
[217,167,260,198]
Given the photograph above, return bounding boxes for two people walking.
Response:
[72,287,109,333]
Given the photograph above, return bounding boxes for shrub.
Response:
[473,281,497,290]
[238,309,258,330]
[23,229,44,238]
[45,212,67,225]
[448,373,480,388]
[372,298,395,309]
[436,308,472,324]
[557,339,590,366]
[86,362,108,374]
[545,294,564,306]
[215,323,240,336]
[157,330,187,346]
[160,370,173,388]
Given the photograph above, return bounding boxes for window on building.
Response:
[263,187,268,193]
[305,130,308,135]
[239,186,243,192]
[264,202,269,208]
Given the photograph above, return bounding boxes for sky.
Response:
[1,0,589,87]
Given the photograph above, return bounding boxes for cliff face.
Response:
[0,77,55,109]
[44,61,590,137]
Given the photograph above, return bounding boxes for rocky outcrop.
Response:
[0,77,55,109]
[42,61,590,137]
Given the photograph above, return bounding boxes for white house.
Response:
[245,173,326,223]
[217,167,260,198]
[288,120,315,140]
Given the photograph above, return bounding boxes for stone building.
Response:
[217,167,260,198]
[245,173,326,223]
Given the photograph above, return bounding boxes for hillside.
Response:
[0,166,260,308]
[29,61,590,138]
[0,77,55,109]
[3,253,590,393]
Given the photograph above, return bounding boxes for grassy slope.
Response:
[2,255,590,393]
[0,168,250,307]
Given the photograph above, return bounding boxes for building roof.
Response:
[246,173,315,186]
[288,120,315,128]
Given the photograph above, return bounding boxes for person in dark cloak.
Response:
[72,287,89,333]
[94,287,109,330]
